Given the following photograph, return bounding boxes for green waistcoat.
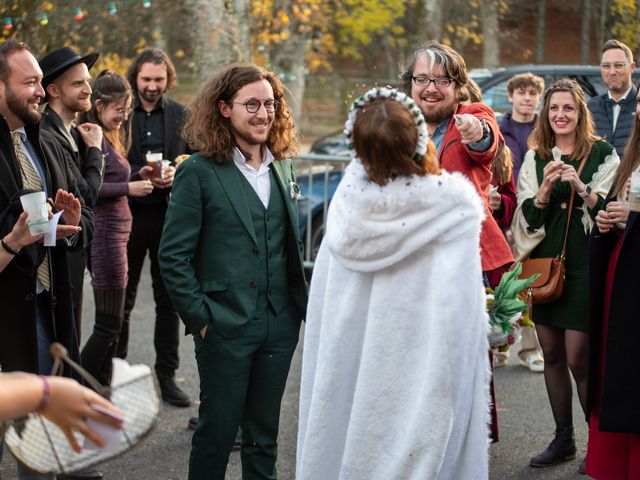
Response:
[236,168,290,316]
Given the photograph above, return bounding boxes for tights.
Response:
[81,288,126,386]
[536,324,588,427]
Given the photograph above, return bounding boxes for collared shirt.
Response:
[14,128,48,195]
[134,96,166,157]
[233,147,274,208]
[609,85,632,132]
[431,119,450,157]
[13,127,49,294]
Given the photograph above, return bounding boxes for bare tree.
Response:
[190,0,251,79]
[424,0,444,41]
[481,0,500,67]
[581,0,591,64]
[535,0,546,63]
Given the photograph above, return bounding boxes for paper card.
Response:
[83,403,125,453]
[43,211,63,247]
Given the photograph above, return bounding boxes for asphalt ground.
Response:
[2,260,589,479]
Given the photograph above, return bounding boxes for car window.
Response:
[481,80,511,113]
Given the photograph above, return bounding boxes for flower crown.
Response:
[343,87,429,164]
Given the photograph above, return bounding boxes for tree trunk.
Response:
[581,0,591,64]
[424,0,443,41]
[535,0,546,63]
[482,0,500,67]
[190,0,250,79]
[270,34,309,124]
[596,0,607,58]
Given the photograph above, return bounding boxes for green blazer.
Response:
[158,153,308,338]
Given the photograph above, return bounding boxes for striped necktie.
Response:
[11,131,51,291]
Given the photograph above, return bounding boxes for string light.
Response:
[2,0,156,30]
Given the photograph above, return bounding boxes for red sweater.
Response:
[439,103,514,271]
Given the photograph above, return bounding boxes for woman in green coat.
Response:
[511,79,619,471]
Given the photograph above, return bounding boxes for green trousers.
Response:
[189,304,300,480]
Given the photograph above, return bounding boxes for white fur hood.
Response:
[325,159,486,272]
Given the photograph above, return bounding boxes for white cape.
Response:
[297,160,491,480]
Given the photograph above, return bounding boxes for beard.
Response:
[6,87,41,125]
[139,88,163,105]
[421,100,456,125]
[62,94,91,114]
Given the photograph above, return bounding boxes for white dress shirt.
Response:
[609,85,633,132]
[233,147,274,208]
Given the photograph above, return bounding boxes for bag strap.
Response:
[560,154,589,257]
[49,343,112,399]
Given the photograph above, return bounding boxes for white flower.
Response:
[289,181,302,200]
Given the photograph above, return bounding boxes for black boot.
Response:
[157,372,191,407]
[530,425,577,467]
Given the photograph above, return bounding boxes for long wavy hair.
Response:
[79,70,132,156]
[183,63,298,161]
[528,79,598,161]
[611,81,640,198]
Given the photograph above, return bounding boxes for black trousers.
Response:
[121,204,180,377]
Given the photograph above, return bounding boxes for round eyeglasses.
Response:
[231,99,279,113]
[412,76,453,88]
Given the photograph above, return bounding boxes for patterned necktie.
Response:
[11,131,51,291]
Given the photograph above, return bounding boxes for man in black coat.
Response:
[123,48,191,407]
[587,39,637,158]
[38,47,104,340]
[0,40,93,383]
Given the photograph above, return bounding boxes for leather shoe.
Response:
[157,374,191,407]
[58,468,103,479]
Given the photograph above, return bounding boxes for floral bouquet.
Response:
[486,262,538,351]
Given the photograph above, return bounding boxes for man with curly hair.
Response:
[158,63,308,479]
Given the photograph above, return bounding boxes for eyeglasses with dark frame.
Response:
[412,76,454,88]
[230,99,279,113]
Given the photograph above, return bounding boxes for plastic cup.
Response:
[19,191,49,235]
[146,153,162,178]
[628,171,640,212]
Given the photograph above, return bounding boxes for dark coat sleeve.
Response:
[41,130,94,251]
[72,130,104,209]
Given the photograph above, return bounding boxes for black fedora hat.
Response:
[39,47,100,89]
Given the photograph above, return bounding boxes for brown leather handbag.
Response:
[519,155,588,304]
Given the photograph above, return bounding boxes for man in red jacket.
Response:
[401,41,513,281]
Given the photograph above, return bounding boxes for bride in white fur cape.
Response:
[296,88,491,480]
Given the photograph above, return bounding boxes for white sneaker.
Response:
[493,352,509,368]
[518,352,544,373]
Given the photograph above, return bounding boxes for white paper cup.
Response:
[628,171,640,212]
[20,191,49,235]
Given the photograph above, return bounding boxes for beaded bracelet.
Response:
[36,375,50,413]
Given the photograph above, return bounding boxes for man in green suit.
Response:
[158,64,308,479]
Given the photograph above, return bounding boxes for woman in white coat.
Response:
[297,88,491,480]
